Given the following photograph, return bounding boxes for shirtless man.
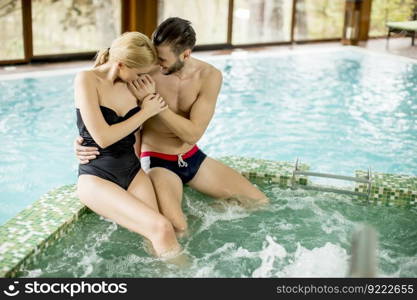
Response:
[75,17,268,235]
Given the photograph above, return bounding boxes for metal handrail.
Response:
[294,171,369,183]
[291,158,372,200]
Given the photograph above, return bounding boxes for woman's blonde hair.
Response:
[94,32,157,68]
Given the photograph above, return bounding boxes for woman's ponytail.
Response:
[93,32,157,69]
[94,47,110,67]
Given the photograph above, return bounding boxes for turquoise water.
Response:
[1,48,417,225]
[17,183,417,277]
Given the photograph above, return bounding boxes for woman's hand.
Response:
[141,93,168,118]
[127,74,156,102]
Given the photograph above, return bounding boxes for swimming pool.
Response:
[1,47,416,225]
[1,47,417,277]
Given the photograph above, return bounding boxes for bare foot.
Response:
[234,195,269,210]
[175,228,190,240]
[210,196,269,211]
[161,250,193,268]
[143,238,156,256]
[143,240,191,267]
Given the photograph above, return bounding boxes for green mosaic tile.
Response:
[218,156,309,188]
[355,170,417,207]
[0,185,85,277]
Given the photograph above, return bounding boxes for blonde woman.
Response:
[75,32,181,259]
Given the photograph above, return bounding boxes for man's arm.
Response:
[133,129,142,158]
[157,68,223,145]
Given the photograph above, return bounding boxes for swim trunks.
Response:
[140,145,207,184]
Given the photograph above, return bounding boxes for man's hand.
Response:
[127,74,156,104]
[74,136,100,164]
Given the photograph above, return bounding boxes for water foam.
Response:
[75,220,118,277]
[185,193,250,234]
[252,236,287,277]
[277,242,349,277]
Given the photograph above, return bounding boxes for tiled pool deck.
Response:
[0,156,416,277]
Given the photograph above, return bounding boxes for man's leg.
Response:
[187,157,269,206]
[146,167,188,234]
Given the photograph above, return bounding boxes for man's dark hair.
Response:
[152,17,196,55]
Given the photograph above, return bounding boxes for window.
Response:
[232,0,293,44]
[295,0,344,40]
[369,0,417,37]
[32,0,121,55]
[0,0,24,60]
[158,0,229,45]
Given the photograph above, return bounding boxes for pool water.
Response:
[0,75,77,225]
[1,48,417,225]
[17,182,417,277]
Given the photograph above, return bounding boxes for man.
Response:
[75,17,268,235]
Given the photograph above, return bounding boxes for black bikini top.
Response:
[76,105,141,156]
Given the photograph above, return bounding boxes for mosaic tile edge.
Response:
[0,156,305,278]
[1,157,416,277]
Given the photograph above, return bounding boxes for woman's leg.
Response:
[127,171,191,266]
[77,174,180,257]
[127,169,159,212]
[146,167,187,233]
[126,169,163,255]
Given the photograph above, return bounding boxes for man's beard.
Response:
[163,58,185,75]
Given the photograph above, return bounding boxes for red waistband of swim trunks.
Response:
[140,145,199,161]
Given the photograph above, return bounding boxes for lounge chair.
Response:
[386,20,417,46]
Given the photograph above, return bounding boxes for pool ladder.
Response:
[291,158,372,200]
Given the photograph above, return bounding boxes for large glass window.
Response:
[294,0,344,40]
[32,0,121,55]
[232,0,293,44]
[0,0,24,60]
[158,0,229,45]
[369,0,417,37]
[5,0,416,64]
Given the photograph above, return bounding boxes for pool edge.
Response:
[1,156,416,277]
[0,156,309,278]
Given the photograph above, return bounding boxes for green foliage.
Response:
[370,0,417,37]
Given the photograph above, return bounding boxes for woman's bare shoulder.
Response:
[74,70,100,107]
[74,69,97,85]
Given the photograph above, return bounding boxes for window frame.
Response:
[2,0,408,66]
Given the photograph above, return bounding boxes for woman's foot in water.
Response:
[175,228,190,240]
[160,247,193,268]
[143,239,191,267]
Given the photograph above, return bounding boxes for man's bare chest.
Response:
[153,75,200,115]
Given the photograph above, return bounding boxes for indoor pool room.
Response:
[1,0,417,282]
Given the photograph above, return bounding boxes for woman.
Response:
[75,32,181,259]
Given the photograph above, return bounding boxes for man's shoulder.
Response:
[197,60,222,83]
[192,57,221,75]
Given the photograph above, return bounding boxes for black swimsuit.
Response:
[76,106,141,190]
